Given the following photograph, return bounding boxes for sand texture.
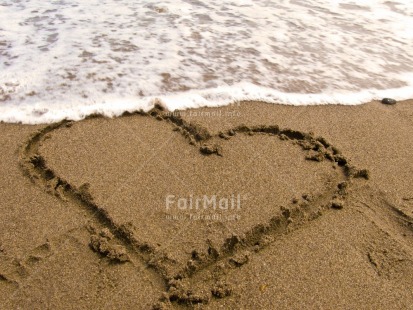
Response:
[1,100,413,309]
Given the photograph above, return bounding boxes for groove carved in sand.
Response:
[19,106,369,307]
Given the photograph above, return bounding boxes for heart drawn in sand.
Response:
[20,106,369,306]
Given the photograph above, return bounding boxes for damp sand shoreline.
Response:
[1,100,413,309]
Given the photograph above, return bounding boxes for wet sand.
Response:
[1,100,413,309]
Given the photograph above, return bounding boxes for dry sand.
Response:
[1,100,413,309]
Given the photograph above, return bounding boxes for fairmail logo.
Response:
[165,194,242,210]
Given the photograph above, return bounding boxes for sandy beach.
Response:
[1,100,413,309]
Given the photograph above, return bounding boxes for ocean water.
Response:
[1,0,413,124]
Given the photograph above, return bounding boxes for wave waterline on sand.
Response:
[2,82,413,124]
[1,0,413,123]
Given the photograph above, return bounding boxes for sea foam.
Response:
[1,0,412,123]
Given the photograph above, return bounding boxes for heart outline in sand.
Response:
[20,105,369,306]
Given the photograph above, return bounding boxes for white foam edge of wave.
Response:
[2,82,413,124]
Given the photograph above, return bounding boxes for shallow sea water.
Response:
[0,0,412,123]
